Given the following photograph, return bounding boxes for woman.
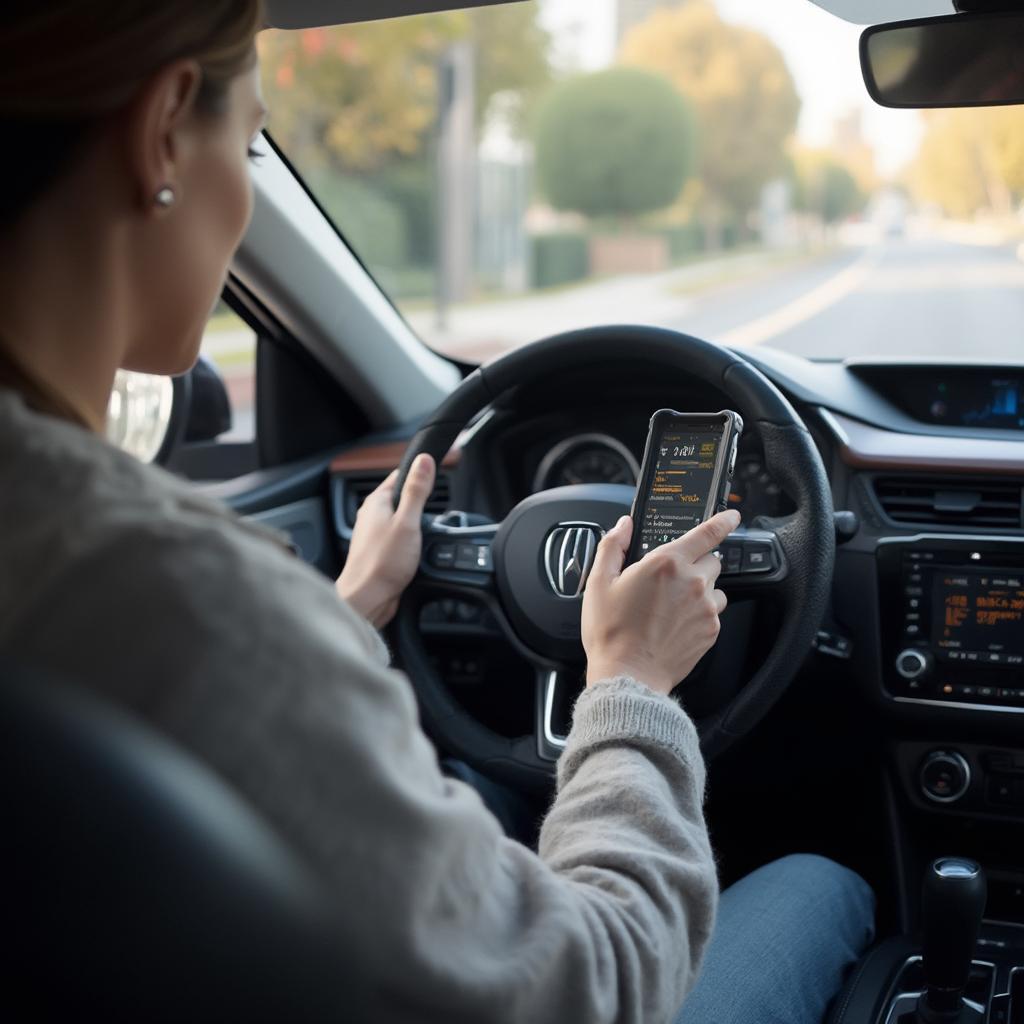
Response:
[0,4,873,1022]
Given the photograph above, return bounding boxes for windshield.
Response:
[259,0,1024,364]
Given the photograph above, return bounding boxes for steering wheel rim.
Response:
[391,326,834,785]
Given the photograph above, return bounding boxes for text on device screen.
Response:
[932,569,1024,663]
[637,428,721,556]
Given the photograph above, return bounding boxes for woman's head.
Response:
[0,2,264,419]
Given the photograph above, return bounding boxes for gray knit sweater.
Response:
[0,390,718,1024]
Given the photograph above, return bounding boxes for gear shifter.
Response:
[915,858,987,1023]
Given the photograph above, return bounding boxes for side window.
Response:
[107,301,258,472]
[198,302,257,443]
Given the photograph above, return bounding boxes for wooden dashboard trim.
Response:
[825,410,1024,476]
[329,441,461,474]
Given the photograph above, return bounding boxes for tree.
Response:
[258,10,552,175]
[911,108,1024,217]
[792,149,866,224]
[620,1,800,231]
[534,68,697,221]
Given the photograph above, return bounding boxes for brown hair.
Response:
[0,1,263,425]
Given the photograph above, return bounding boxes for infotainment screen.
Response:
[931,568,1024,663]
[920,376,1024,430]
[850,366,1024,431]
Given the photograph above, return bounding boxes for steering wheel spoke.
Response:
[718,526,788,597]
[416,513,500,595]
[535,667,584,763]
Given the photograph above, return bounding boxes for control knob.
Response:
[919,750,971,805]
[896,648,933,681]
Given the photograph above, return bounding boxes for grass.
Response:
[206,349,255,371]
[667,244,838,298]
[205,311,247,334]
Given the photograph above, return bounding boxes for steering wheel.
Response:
[391,326,834,787]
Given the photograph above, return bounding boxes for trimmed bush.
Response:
[531,233,589,289]
[660,223,704,262]
[535,67,697,220]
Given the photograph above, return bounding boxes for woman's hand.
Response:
[581,510,741,696]
[336,454,436,628]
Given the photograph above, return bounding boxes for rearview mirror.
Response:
[861,12,1024,108]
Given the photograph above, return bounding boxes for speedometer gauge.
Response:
[728,455,792,521]
[534,434,640,491]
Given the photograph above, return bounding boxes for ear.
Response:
[124,59,203,214]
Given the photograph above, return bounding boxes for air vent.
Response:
[341,473,450,526]
[872,477,1023,530]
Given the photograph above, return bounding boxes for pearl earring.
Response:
[154,186,175,208]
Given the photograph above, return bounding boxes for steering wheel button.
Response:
[429,543,457,569]
[722,543,742,573]
[454,542,492,572]
[742,544,772,573]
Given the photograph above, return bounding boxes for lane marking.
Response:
[717,247,881,349]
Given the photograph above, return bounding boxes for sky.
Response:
[537,0,924,177]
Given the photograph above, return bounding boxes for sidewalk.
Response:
[407,246,829,363]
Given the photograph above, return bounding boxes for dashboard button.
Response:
[987,777,1018,807]
[920,750,971,804]
[896,649,931,679]
[986,752,1014,773]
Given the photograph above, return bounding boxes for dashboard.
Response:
[326,351,1024,793]
[528,429,792,524]
[321,349,1024,924]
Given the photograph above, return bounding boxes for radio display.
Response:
[931,568,1024,663]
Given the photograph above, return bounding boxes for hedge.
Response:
[531,233,590,290]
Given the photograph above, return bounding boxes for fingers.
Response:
[395,454,436,525]
[693,552,723,586]
[589,516,633,584]
[363,469,399,508]
[710,587,728,615]
[675,509,741,562]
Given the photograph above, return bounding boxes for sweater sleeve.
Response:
[16,518,718,1024]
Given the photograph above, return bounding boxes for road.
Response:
[668,234,1024,361]
[419,231,1024,364]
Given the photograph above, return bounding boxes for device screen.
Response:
[634,423,724,557]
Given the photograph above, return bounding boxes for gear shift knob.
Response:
[918,858,986,1022]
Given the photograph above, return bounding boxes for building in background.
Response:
[616,0,684,44]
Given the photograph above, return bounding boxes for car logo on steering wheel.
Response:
[544,523,604,599]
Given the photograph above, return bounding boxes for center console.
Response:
[829,860,1024,1024]
[839,535,1024,1022]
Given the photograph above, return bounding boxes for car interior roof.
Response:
[264,0,518,30]
[264,0,971,30]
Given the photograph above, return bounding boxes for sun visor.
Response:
[808,0,957,24]
[264,0,522,29]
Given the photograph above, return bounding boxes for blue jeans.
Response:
[676,854,876,1024]
[444,763,875,1023]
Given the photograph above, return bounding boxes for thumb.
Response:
[396,454,436,525]
[589,516,633,585]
